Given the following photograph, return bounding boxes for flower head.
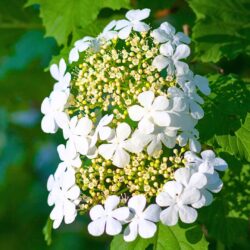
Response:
[88,195,130,236]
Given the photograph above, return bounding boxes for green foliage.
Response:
[111,223,208,250]
[188,0,250,62]
[26,0,130,46]
[43,218,53,246]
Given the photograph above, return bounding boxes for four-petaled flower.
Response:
[156,181,200,225]
[153,43,190,75]
[47,168,80,229]
[88,195,130,236]
[99,123,141,168]
[61,116,94,156]
[151,22,190,46]
[57,140,81,169]
[128,91,171,134]
[124,195,161,242]
[115,9,150,39]
[41,90,69,134]
[50,59,71,91]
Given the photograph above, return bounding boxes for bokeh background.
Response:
[0,0,249,250]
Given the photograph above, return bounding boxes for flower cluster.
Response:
[41,9,227,241]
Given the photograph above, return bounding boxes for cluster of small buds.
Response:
[40,8,228,242]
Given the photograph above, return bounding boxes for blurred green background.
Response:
[0,0,249,250]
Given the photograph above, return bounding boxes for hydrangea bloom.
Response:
[41,8,228,243]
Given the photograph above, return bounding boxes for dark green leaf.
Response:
[188,0,250,62]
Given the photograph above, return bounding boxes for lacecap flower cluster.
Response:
[41,9,228,241]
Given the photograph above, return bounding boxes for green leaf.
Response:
[110,223,208,250]
[188,0,250,62]
[215,113,250,162]
[42,218,53,246]
[25,0,130,46]
[199,154,250,247]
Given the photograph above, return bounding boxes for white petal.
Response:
[59,58,66,75]
[118,25,132,39]
[174,168,191,186]
[138,220,157,239]
[116,123,131,141]
[147,137,161,155]
[143,204,161,222]
[54,112,69,129]
[41,115,58,133]
[194,75,210,95]
[99,126,112,141]
[52,216,63,229]
[189,138,201,153]
[174,44,190,60]
[160,205,179,226]
[69,47,79,63]
[88,218,106,236]
[47,175,54,191]
[115,19,130,30]
[175,61,189,75]
[163,181,183,198]
[57,144,66,161]
[98,144,116,159]
[160,43,174,57]
[160,22,175,34]
[156,192,174,207]
[74,136,89,155]
[128,195,146,213]
[75,117,92,135]
[112,148,130,168]
[189,173,207,189]
[89,205,105,220]
[153,111,171,126]
[138,118,154,134]
[112,207,130,221]
[133,21,150,32]
[50,64,60,81]
[106,217,122,236]
[190,102,204,119]
[152,96,169,111]
[213,158,228,171]
[105,195,120,212]
[175,32,191,44]
[181,187,200,205]
[152,55,169,71]
[41,97,50,114]
[178,205,197,223]
[203,189,214,206]
[126,8,150,21]
[138,91,154,108]
[128,105,145,121]
[201,150,215,160]
[124,221,138,242]
[151,28,168,43]
[66,186,80,200]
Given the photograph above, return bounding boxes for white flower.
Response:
[57,140,81,169]
[69,36,95,63]
[90,114,114,147]
[156,181,200,225]
[50,59,71,91]
[177,71,211,96]
[192,171,223,208]
[128,91,171,134]
[41,90,69,134]
[146,126,177,155]
[153,43,190,75]
[184,150,228,173]
[98,123,141,168]
[47,167,80,229]
[168,86,204,120]
[115,9,150,39]
[124,195,161,242]
[61,116,95,156]
[177,129,201,152]
[174,167,207,190]
[88,195,130,236]
[151,22,190,46]
[98,20,117,41]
